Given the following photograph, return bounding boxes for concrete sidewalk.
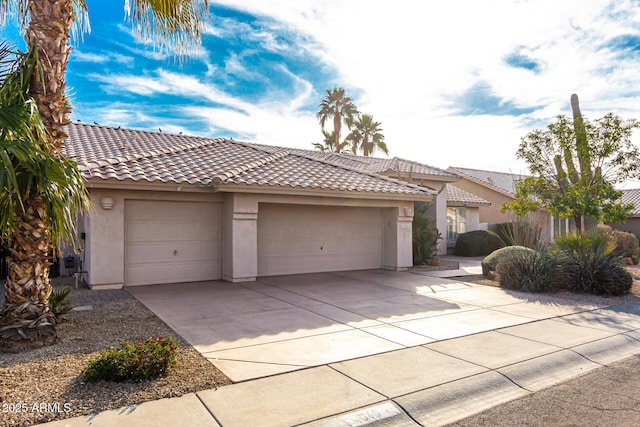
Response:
[40,301,640,427]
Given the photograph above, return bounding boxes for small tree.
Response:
[504,94,640,231]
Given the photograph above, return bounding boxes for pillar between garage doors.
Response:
[383,205,413,270]
[222,193,258,282]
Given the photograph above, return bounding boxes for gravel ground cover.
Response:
[0,279,231,427]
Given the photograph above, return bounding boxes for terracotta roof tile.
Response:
[63,123,433,197]
[446,184,491,206]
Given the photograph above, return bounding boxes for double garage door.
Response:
[125,201,383,285]
[257,204,383,276]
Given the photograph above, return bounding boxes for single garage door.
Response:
[125,200,222,286]
[258,204,383,276]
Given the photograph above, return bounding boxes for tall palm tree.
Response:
[312,130,337,152]
[346,113,388,157]
[0,44,90,351]
[316,87,358,153]
[0,1,209,349]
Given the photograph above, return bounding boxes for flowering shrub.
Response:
[82,336,178,382]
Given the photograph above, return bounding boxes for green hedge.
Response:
[453,230,506,257]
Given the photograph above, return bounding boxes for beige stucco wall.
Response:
[83,184,419,287]
[420,180,448,255]
[83,187,223,288]
[451,179,512,225]
[608,218,640,239]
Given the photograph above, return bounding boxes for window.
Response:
[447,207,466,241]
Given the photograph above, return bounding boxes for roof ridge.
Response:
[287,150,436,195]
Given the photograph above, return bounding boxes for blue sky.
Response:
[3,0,640,181]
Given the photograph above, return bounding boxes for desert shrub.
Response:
[496,248,558,293]
[454,230,505,257]
[612,231,639,261]
[494,222,513,245]
[500,212,549,248]
[554,233,632,296]
[82,336,178,382]
[48,286,73,317]
[597,225,638,261]
[481,245,535,276]
[412,205,441,265]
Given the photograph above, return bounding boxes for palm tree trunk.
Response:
[26,0,73,151]
[334,114,341,153]
[0,0,75,351]
[0,195,56,351]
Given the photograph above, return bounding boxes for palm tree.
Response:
[346,113,388,157]
[316,87,358,153]
[0,44,90,351]
[0,1,208,349]
[312,130,337,152]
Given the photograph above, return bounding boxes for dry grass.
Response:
[0,280,231,427]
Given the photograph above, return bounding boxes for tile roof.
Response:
[621,189,640,216]
[446,184,491,206]
[448,167,529,197]
[63,123,434,198]
[240,144,457,179]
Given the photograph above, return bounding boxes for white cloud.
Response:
[207,0,640,172]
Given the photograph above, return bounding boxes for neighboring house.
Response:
[445,184,491,249]
[63,123,435,289]
[608,188,640,238]
[447,167,527,226]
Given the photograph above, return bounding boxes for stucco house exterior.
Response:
[63,123,437,289]
[444,184,491,249]
[608,188,640,238]
[447,167,526,227]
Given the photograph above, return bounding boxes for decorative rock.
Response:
[487,270,498,281]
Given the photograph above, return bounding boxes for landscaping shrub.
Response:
[82,336,178,382]
[597,224,639,262]
[481,245,535,276]
[496,247,558,293]
[412,206,441,265]
[48,286,73,318]
[453,230,505,257]
[554,233,632,296]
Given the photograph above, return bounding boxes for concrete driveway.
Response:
[128,269,604,382]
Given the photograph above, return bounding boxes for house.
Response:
[444,184,491,249]
[268,151,488,253]
[63,123,436,289]
[447,167,527,227]
[448,166,574,239]
[608,188,640,238]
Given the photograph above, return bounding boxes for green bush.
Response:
[496,248,558,293]
[48,286,73,317]
[412,207,441,265]
[481,245,536,276]
[453,230,506,257]
[82,336,178,382]
[554,233,632,296]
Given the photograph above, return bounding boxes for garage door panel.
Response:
[258,204,383,276]
[125,200,222,286]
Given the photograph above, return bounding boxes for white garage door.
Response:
[258,204,383,276]
[125,200,222,286]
